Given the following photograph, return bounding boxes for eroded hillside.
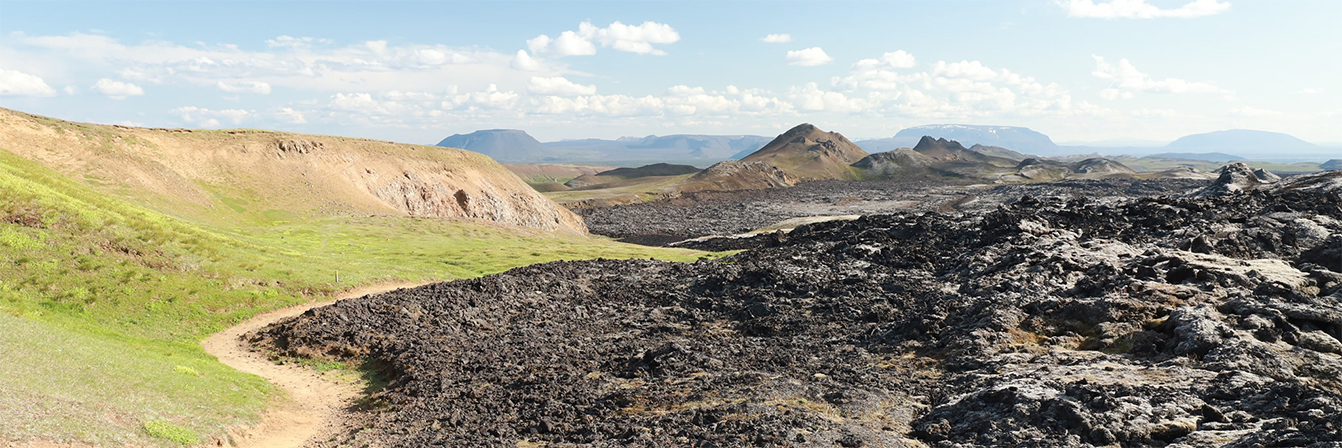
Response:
[0,108,585,234]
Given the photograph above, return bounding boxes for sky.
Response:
[1,0,1339,146]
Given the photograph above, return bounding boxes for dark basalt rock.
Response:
[255,175,1342,448]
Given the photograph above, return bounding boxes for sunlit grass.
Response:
[0,147,710,446]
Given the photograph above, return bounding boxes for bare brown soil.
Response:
[203,282,421,448]
[0,108,585,234]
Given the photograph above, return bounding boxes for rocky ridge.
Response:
[257,171,1342,447]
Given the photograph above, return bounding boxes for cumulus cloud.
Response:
[527,21,680,57]
[266,35,332,48]
[528,76,597,96]
[1059,0,1231,18]
[216,80,272,94]
[852,50,916,71]
[1302,87,1325,95]
[0,68,57,96]
[14,32,508,95]
[527,32,596,57]
[761,34,792,43]
[510,50,542,71]
[275,107,307,124]
[1228,106,1285,118]
[1092,56,1227,95]
[792,83,860,112]
[91,78,144,99]
[786,47,833,67]
[172,106,252,127]
[829,56,1090,119]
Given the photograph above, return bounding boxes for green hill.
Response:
[0,111,709,446]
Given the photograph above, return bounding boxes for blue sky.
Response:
[1,0,1339,146]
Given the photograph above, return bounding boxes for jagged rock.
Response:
[257,173,1342,447]
[277,139,322,154]
[1197,162,1280,196]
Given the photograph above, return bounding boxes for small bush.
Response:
[142,420,199,445]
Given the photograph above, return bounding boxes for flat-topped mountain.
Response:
[1166,129,1316,153]
[436,129,549,163]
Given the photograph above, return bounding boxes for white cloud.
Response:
[63,85,77,95]
[528,76,597,96]
[830,57,1090,119]
[275,107,307,124]
[91,78,144,99]
[510,50,542,71]
[1100,88,1134,100]
[1092,55,1227,95]
[1228,106,1285,118]
[1302,87,1325,95]
[172,106,252,127]
[852,50,916,71]
[216,80,272,94]
[527,21,680,58]
[527,32,597,57]
[786,47,833,67]
[791,82,869,112]
[1060,0,1231,19]
[266,35,331,48]
[761,34,792,43]
[0,68,57,96]
[14,32,511,95]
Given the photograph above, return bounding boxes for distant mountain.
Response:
[1059,138,1169,147]
[564,163,701,189]
[854,136,1133,182]
[543,134,771,162]
[739,123,869,180]
[897,124,1059,154]
[969,144,1029,161]
[1165,130,1316,153]
[595,163,701,178]
[436,129,548,163]
[1322,159,1342,170]
[687,124,867,191]
[1145,152,1246,162]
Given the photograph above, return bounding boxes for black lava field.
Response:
[256,172,1342,447]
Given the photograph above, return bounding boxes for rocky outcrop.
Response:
[850,149,939,178]
[276,139,323,155]
[683,160,798,191]
[1197,162,1281,196]
[1073,157,1137,175]
[258,175,1342,447]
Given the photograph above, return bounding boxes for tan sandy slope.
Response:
[0,108,586,234]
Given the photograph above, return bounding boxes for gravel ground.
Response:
[256,172,1342,448]
[580,178,1212,244]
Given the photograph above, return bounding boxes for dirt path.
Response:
[203,282,421,448]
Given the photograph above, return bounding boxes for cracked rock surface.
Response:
[256,172,1342,447]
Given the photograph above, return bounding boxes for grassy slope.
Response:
[0,147,708,446]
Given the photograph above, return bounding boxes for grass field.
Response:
[0,147,710,446]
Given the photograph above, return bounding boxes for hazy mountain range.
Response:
[438,125,1340,166]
